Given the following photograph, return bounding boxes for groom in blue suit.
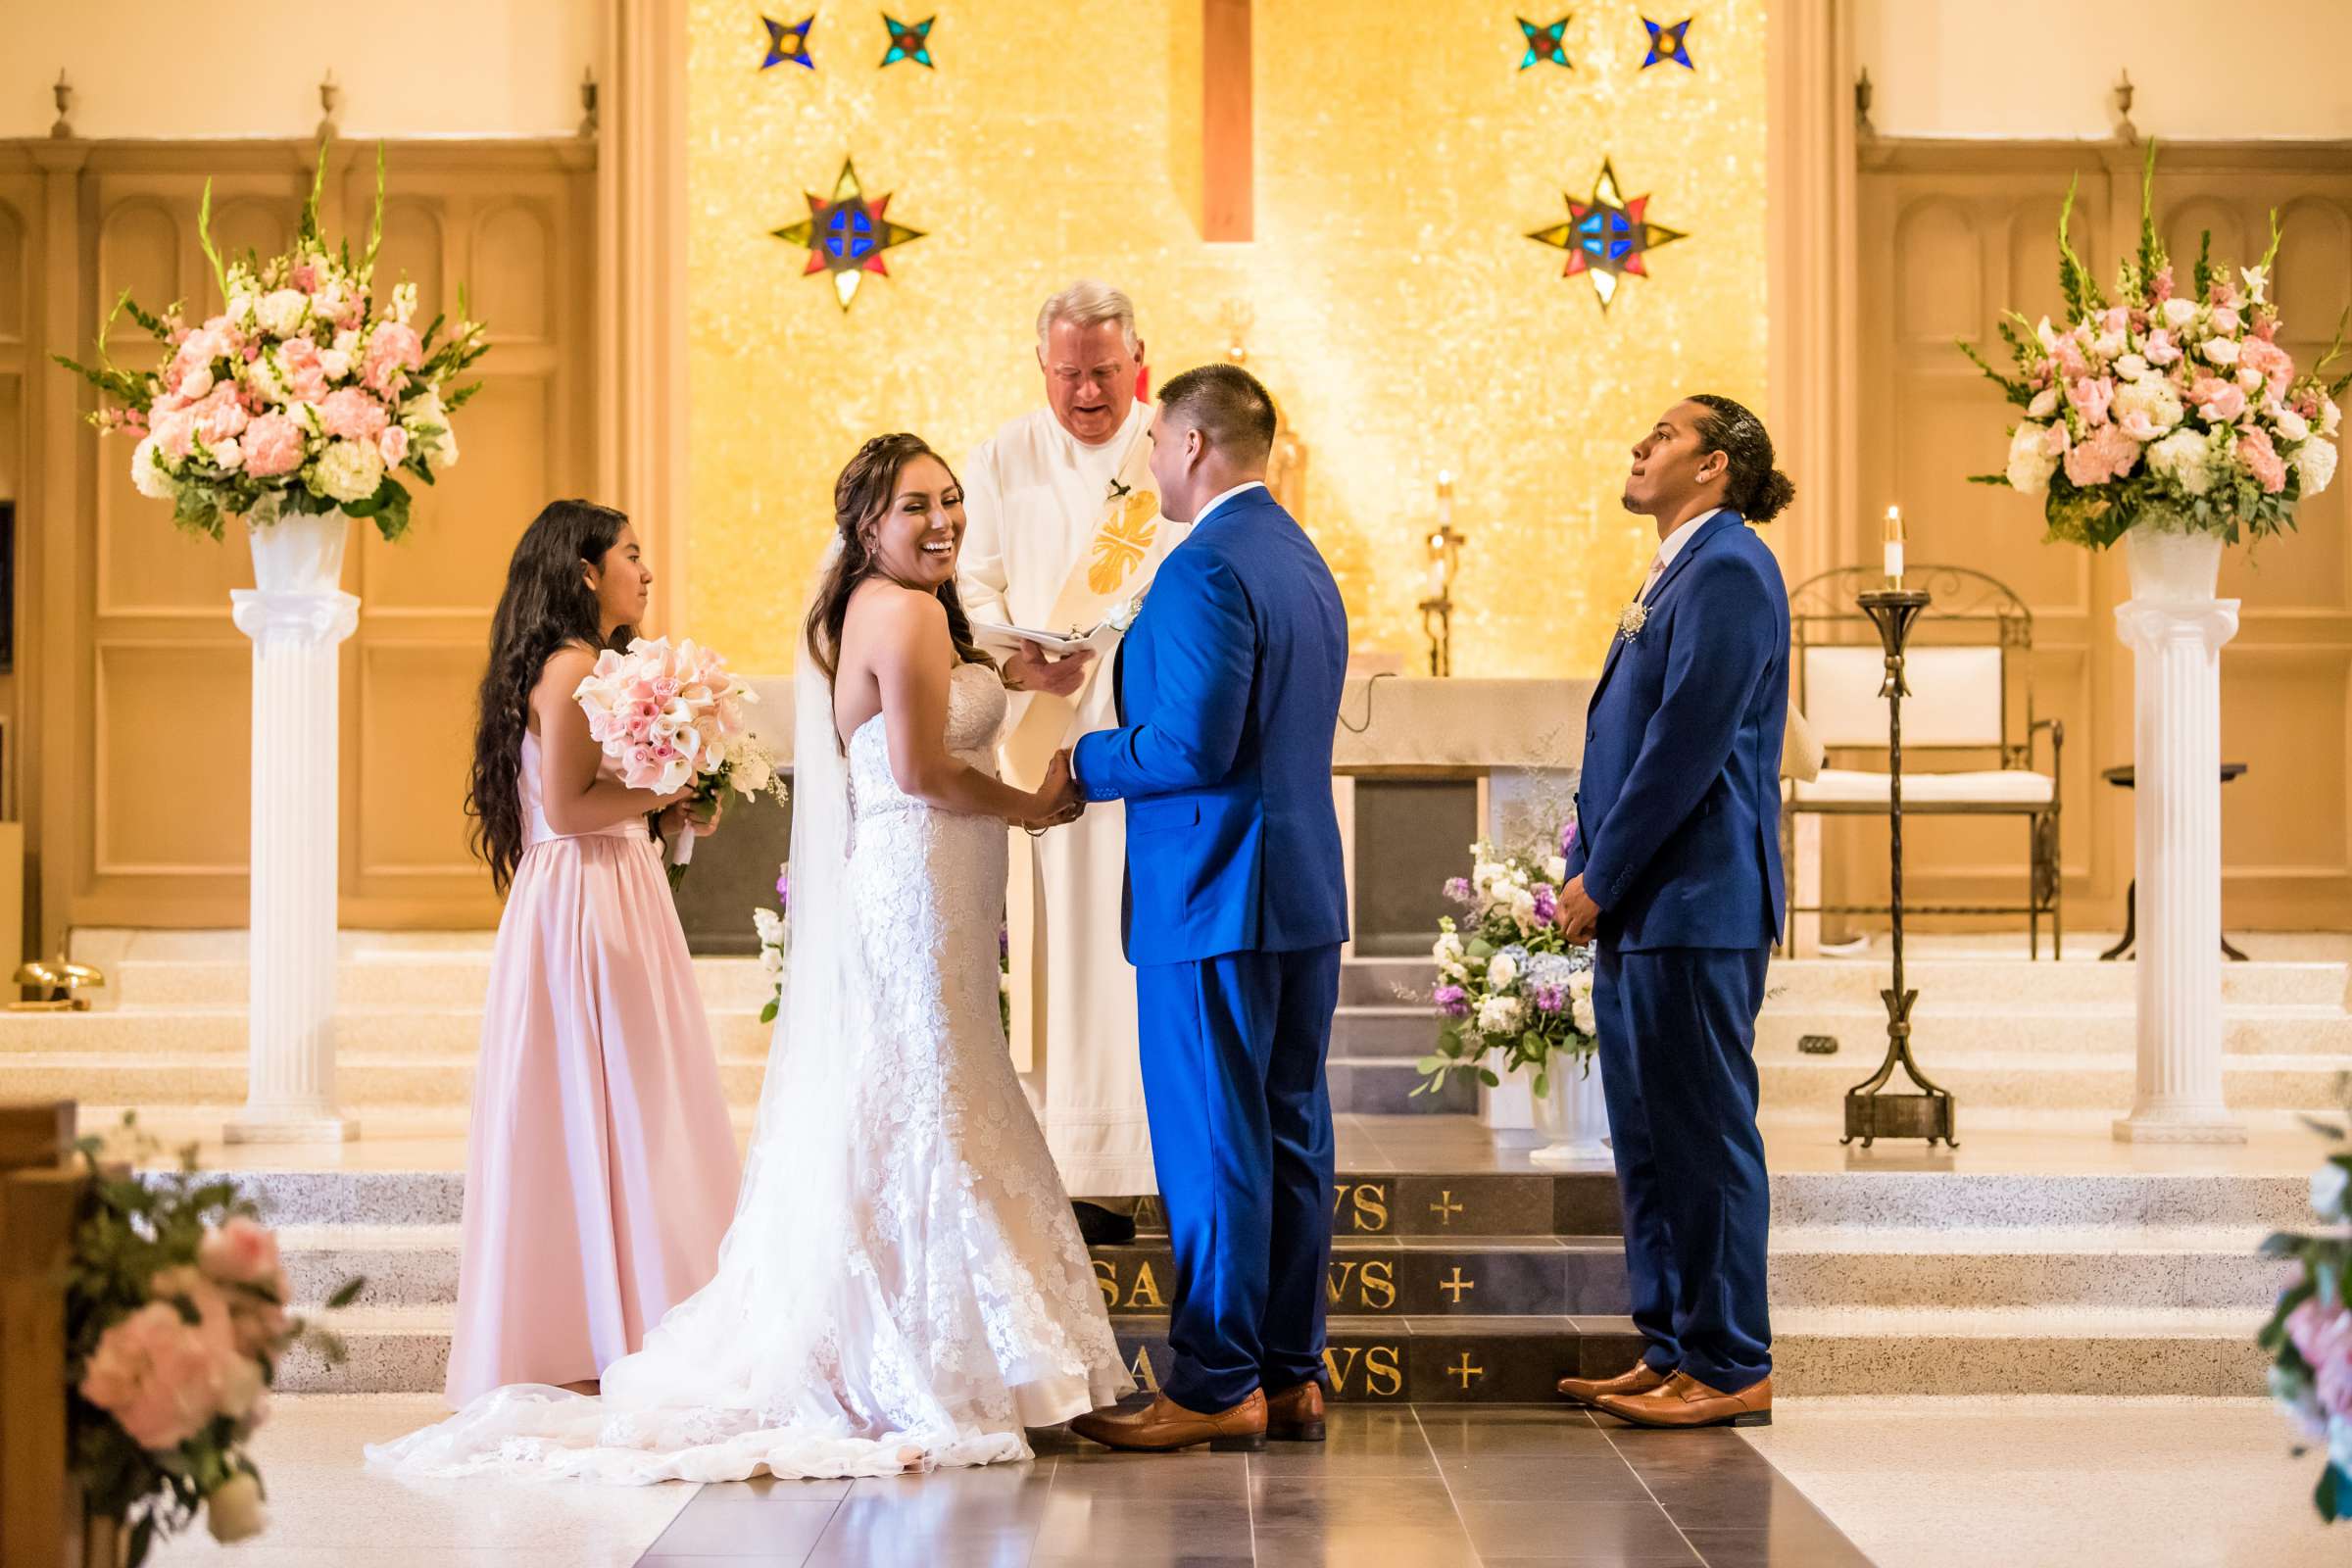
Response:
[1552,394,1792,1431]
[1066,364,1349,1454]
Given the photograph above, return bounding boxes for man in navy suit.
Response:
[1065,364,1349,1453]
[1552,394,1792,1431]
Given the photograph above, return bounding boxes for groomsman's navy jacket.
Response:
[1565,507,1789,952]
[1072,486,1350,966]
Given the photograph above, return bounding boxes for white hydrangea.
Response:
[130,435,174,499]
[1477,995,1523,1035]
[256,289,310,339]
[315,437,385,504]
[2006,421,2058,496]
[2148,428,2218,497]
[2294,437,2337,498]
[2114,376,2184,438]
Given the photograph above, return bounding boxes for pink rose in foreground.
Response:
[153,408,198,462]
[378,424,410,466]
[2067,376,2114,426]
[318,386,389,443]
[2099,305,2130,336]
[198,1216,283,1288]
[242,414,306,478]
[2143,329,2181,368]
[191,385,249,445]
[2240,337,2294,398]
[2209,305,2242,337]
[2238,427,2287,493]
[80,1298,231,1451]
[2289,1298,2352,1419]
[363,322,424,395]
[2188,376,2248,422]
[2063,422,2140,487]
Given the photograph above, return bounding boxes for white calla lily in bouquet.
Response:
[574,635,786,886]
[1415,819,1598,1100]
[55,141,488,544]
[1964,140,2346,549]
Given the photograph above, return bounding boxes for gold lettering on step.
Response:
[1359,1259,1396,1310]
[1129,1346,1160,1393]
[1322,1346,1361,1394]
[1447,1351,1484,1391]
[1439,1267,1475,1304]
[1430,1190,1466,1226]
[1326,1259,1358,1306]
[1093,1258,1119,1310]
[1126,1262,1167,1310]
[1366,1346,1404,1397]
[1332,1183,1389,1233]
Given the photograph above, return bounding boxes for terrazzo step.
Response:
[1327,1056,1477,1113]
[100,955,777,1011]
[1758,1054,2352,1111]
[1756,1005,2352,1059]
[1766,1226,2290,1310]
[0,1006,782,1057]
[1769,957,2348,1009]
[1770,1306,2273,1397]
[1768,1170,2312,1229]
[1331,1006,1443,1057]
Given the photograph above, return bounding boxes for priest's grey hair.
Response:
[1036,279,1140,355]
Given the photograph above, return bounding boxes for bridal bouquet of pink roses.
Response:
[55,142,488,544]
[574,635,784,880]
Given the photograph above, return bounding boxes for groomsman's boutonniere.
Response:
[1103,590,1146,634]
[1616,601,1650,643]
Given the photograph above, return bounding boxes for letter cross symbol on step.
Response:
[1448,1352,1484,1391]
[1440,1267,1476,1304]
[1431,1191,1465,1226]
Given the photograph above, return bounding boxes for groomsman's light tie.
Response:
[1639,553,1666,603]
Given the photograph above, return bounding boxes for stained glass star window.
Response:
[1517,15,1572,72]
[771,160,926,311]
[760,14,814,71]
[882,14,935,69]
[1642,17,1694,70]
[1527,159,1688,311]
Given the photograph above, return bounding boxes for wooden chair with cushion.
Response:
[1782,564,2063,958]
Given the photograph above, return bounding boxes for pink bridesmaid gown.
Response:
[444,731,743,1405]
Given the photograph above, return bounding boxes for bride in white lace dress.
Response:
[368,435,1130,1484]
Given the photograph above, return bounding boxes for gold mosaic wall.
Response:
[685,0,1769,675]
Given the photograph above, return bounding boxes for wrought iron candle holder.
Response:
[1842,587,1957,1149]
[1418,474,1464,677]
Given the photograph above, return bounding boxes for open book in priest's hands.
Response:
[969,618,1122,658]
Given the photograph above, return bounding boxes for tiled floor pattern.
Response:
[633,1406,1873,1568]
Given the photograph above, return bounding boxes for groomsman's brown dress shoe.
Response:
[1556,1361,1672,1406]
[1595,1371,1772,1430]
[1264,1380,1326,1442]
[1069,1389,1268,1453]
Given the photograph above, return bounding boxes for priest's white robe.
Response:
[958,402,1181,1198]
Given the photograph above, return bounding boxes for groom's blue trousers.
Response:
[1594,941,1774,1392]
[1136,944,1341,1413]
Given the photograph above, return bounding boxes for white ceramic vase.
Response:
[1525,1053,1611,1168]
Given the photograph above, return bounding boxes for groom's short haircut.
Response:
[1158,363,1278,465]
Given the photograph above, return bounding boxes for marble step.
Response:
[102,955,778,1011]
[1327,1056,1477,1113]
[277,1223,2287,1315]
[274,1303,2269,1399]
[1758,1053,2352,1111]
[1756,1004,2352,1058]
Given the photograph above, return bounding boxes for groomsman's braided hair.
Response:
[806,433,995,747]
[1688,394,1796,524]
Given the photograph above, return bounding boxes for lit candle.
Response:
[1438,469,1454,527]
[1427,531,1447,600]
[1883,505,1906,584]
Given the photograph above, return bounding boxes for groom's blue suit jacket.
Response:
[1072,486,1350,966]
[1565,508,1789,952]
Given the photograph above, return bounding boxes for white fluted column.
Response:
[225,513,359,1144]
[2113,592,2244,1144]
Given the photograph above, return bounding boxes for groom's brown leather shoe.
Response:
[1070,1389,1268,1453]
[1265,1380,1326,1442]
[1595,1371,1772,1430]
[1556,1360,1672,1406]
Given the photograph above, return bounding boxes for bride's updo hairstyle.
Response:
[1688,393,1796,524]
[805,432,994,694]
[467,499,635,896]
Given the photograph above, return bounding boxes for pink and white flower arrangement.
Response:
[1416,820,1597,1101]
[1967,141,2347,549]
[2266,1126,2352,1521]
[574,635,786,880]
[56,143,487,544]
[68,1116,362,1563]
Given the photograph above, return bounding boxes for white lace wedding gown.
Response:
[368,662,1131,1483]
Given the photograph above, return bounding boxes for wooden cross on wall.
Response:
[1203,0,1252,241]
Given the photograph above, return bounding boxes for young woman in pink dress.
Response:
[447,499,742,1404]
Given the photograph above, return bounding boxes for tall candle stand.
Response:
[1842,585,1957,1149]
[1420,472,1464,677]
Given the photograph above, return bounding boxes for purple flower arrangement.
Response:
[1415,825,1598,1102]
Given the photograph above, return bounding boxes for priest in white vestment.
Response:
[958,281,1182,1241]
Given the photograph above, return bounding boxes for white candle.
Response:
[1438,469,1454,526]
[1883,505,1906,583]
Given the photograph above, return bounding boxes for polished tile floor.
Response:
[634,1406,1872,1568]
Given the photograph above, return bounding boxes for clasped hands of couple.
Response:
[1006,637,1095,834]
